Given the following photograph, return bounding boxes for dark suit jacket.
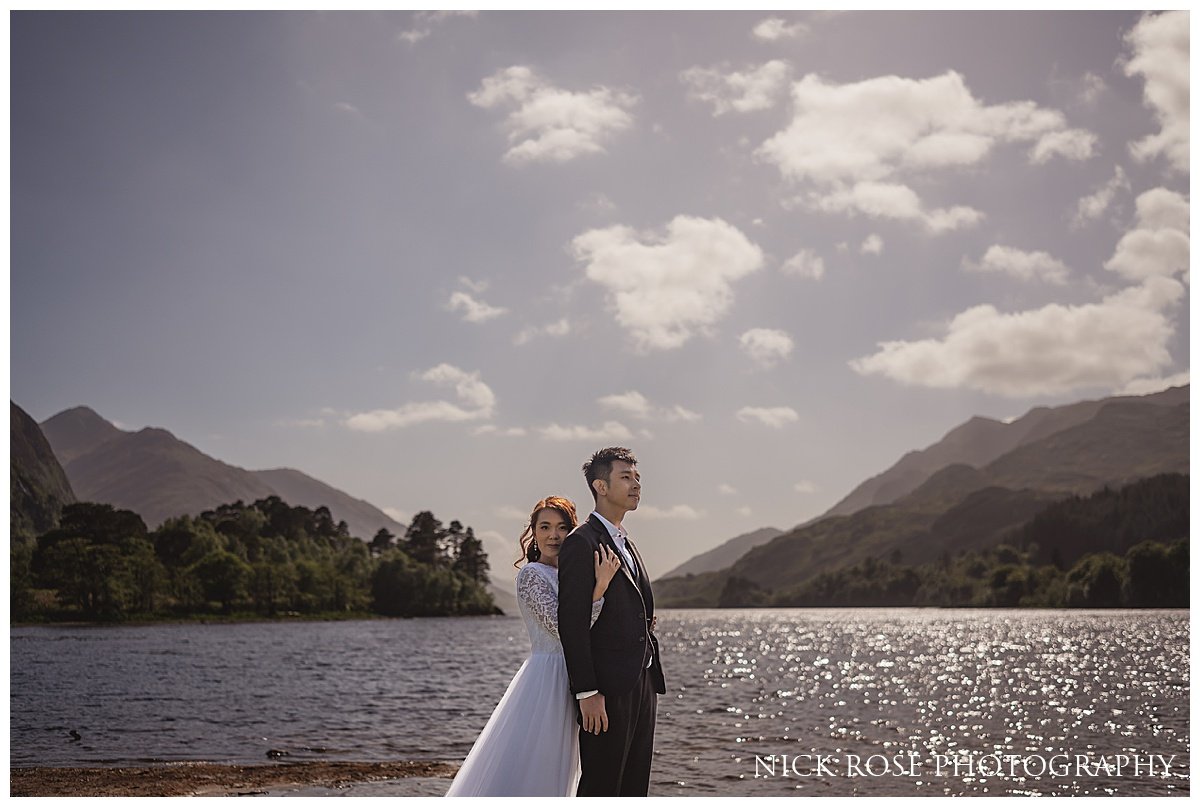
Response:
[558,513,666,698]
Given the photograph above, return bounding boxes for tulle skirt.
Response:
[445,651,580,797]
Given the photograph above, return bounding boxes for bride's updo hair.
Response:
[514,496,578,568]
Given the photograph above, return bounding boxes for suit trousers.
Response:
[576,664,658,796]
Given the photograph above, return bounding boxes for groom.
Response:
[559,446,666,796]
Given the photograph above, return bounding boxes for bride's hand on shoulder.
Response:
[592,545,621,600]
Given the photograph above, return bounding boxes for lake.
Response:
[10,608,1189,795]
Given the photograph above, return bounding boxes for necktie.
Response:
[617,535,638,580]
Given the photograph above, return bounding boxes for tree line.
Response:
[717,473,1189,609]
[10,496,496,622]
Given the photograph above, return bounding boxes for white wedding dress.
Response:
[445,561,603,797]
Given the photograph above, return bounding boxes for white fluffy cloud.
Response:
[681,60,791,115]
[752,17,809,41]
[538,421,634,442]
[739,328,794,369]
[398,10,477,45]
[1072,166,1131,227]
[637,504,704,520]
[572,216,764,351]
[346,364,495,431]
[1123,11,1189,173]
[963,245,1069,285]
[736,406,800,428]
[473,425,528,437]
[599,390,700,423]
[448,290,507,323]
[469,66,637,164]
[808,181,983,233]
[794,480,818,494]
[850,276,1186,397]
[1030,128,1097,163]
[718,483,738,495]
[1118,370,1190,396]
[760,71,1093,231]
[1104,188,1190,281]
[514,318,570,345]
[781,248,825,280]
[861,234,884,255]
[382,507,409,525]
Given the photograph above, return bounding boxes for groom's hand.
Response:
[580,693,608,734]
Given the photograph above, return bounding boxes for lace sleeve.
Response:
[518,566,561,639]
[590,596,604,628]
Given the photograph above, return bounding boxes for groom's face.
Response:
[600,460,641,511]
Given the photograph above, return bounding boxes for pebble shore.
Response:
[10,760,458,797]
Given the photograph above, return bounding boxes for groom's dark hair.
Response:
[582,446,638,502]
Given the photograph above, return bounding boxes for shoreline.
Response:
[9,760,459,797]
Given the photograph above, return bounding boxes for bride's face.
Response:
[534,508,571,564]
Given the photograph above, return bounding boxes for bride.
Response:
[445,496,622,797]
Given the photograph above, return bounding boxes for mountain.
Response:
[822,385,1189,517]
[38,406,518,613]
[10,401,77,542]
[660,527,784,579]
[40,407,403,540]
[656,391,1188,606]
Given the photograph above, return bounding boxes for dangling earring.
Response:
[527,538,541,563]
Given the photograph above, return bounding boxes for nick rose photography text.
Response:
[753,753,1179,779]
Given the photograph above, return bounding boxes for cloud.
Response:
[781,248,825,280]
[1117,370,1190,396]
[469,66,637,164]
[276,417,325,428]
[1123,10,1189,173]
[333,101,364,118]
[807,181,983,233]
[458,276,489,294]
[572,215,764,351]
[681,60,791,115]
[1030,128,1097,163]
[861,234,884,255]
[1077,71,1108,106]
[496,504,530,521]
[382,507,409,525]
[473,425,527,437]
[1104,188,1190,282]
[850,276,1186,397]
[737,506,752,517]
[578,192,617,214]
[599,391,652,418]
[637,504,705,520]
[739,328,794,369]
[538,421,634,442]
[599,390,700,423]
[399,10,477,45]
[514,318,570,345]
[963,245,1070,285]
[794,480,818,494]
[718,483,738,495]
[752,17,809,41]
[1072,166,1131,227]
[736,406,800,428]
[447,290,507,323]
[759,71,1094,229]
[345,364,495,431]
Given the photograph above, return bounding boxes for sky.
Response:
[10,10,1191,578]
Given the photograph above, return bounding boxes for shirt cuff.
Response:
[576,689,600,700]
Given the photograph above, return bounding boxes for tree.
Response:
[453,527,491,585]
[1066,553,1125,608]
[191,550,251,613]
[370,528,396,557]
[405,511,446,566]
